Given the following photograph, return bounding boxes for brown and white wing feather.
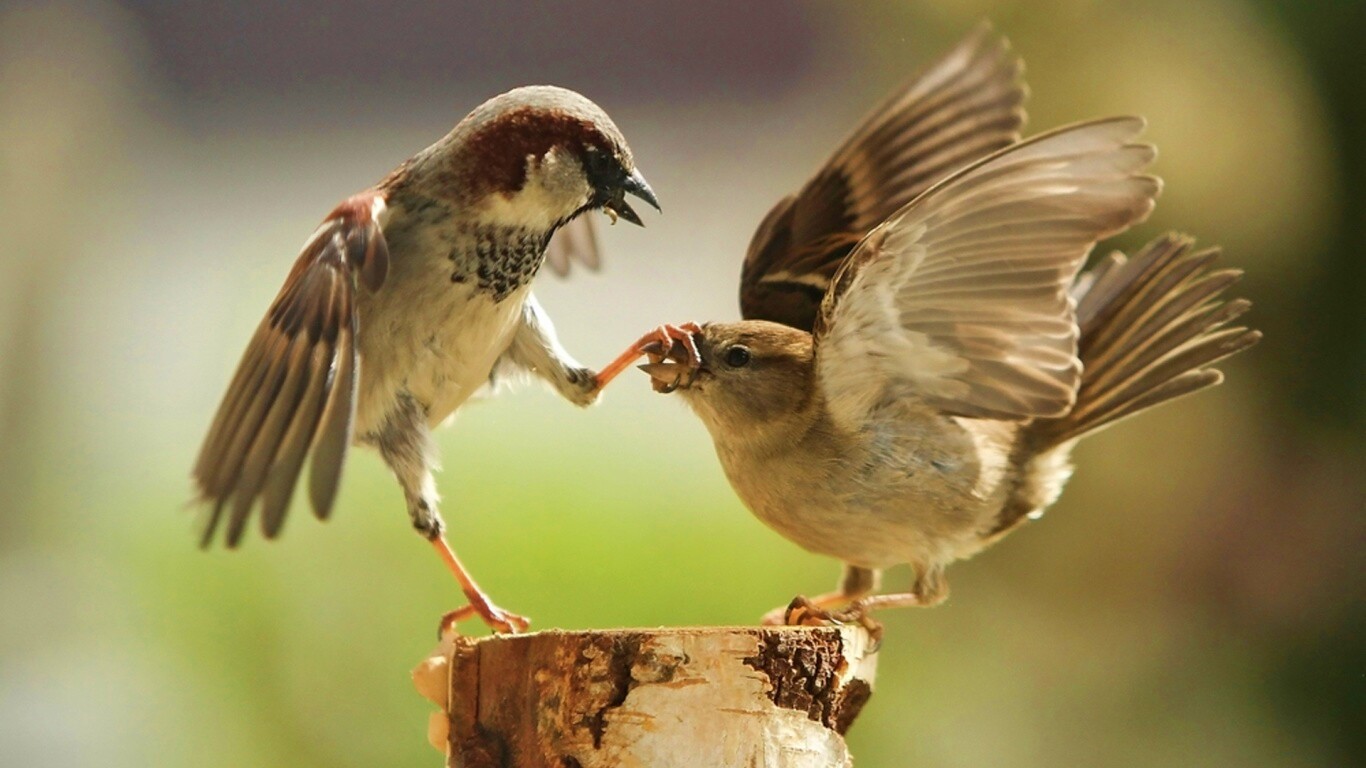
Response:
[813,118,1161,432]
[1027,233,1261,446]
[543,215,601,277]
[192,193,388,547]
[740,23,1027,330]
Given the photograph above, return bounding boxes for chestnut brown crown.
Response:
[419,85,658,225]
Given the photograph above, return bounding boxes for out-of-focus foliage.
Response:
[0,1,1360,766]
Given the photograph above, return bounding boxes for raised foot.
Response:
[635,322,704,393]
[594,322,704,393]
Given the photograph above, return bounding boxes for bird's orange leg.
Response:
[853,592,930,612]
[432,535,529,635]
[593,323,702,390]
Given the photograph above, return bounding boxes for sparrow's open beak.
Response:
[637,330,701,393]
[605,168,660,227]
[638,360,679,385]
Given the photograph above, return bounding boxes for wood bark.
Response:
[413,626,879,767]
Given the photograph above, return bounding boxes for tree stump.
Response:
[413,626,879,767]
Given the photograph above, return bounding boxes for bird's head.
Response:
[639,321,817,436]
[432,85,658,232]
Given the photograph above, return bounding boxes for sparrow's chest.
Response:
[712,411,1007,569]
[395,197,549,297]
[445,222,548,302]
[355,211,547,431]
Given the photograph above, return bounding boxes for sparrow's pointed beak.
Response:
[623,168,660,213]
[638,362,686,393]
[604,168,659,227]
[610,198,643,227]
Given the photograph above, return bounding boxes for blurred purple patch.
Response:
[125,0,819,104]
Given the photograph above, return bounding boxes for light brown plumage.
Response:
[814,117,1160,425]
[1031,233,1261,447]
[628,28,1259,625]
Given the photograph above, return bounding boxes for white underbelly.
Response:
[410,287,527,425]
[355,281,530,434]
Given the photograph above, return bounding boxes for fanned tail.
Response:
[982,233,1261,543]
[1031,232,1262,448]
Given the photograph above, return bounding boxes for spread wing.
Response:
[813,118,1161,431]
[543,215,601,277]
[192,193,389,547]
[740,23,1027,330]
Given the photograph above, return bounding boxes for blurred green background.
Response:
[1,1,1362,766]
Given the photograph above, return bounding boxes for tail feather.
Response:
[1080,269,1245,396]
[1031,233,1261,447]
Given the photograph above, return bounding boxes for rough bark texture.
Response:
[421,626,878,767]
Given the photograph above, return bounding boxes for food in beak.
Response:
[638,335,701,393]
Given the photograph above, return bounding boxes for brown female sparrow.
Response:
[192,85,669,634]
[627,32,1260,625]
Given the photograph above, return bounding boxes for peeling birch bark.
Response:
[413,626,879,767]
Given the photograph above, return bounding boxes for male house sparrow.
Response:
[631,33,1260,623]
[192,86,661,633]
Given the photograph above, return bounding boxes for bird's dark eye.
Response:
[581,146,615,188]
[724,346,751,368]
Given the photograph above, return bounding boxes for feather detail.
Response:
[192,193,385,546]
[813,118,1160,432]
[1029,233,1262,446]
[741,23,1028,330]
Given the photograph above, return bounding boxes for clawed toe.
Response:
[438,599,531,637]
[595,323,704,392]
[637,323,704,392]
[483,606,531,635]
[760,595,831,627]
[436,605,476,639]
[785,595,841,627]
[762,595,884,645]
[471,595,530,634]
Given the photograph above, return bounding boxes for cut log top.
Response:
[413,625,880,768]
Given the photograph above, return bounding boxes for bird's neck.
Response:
[698,393,826,463]
[470,190,574,234]
[380,191,554,303]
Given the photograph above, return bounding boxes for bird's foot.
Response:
[761,593,848,626]
[437,605,475,638]
[593,323,703,393]
[427,536,530,635]
[636,322,704,393]
[438,592,530,636]
[765,595,884,645]
[476,600,531,635]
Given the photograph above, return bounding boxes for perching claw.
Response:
[778,595,884,647]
